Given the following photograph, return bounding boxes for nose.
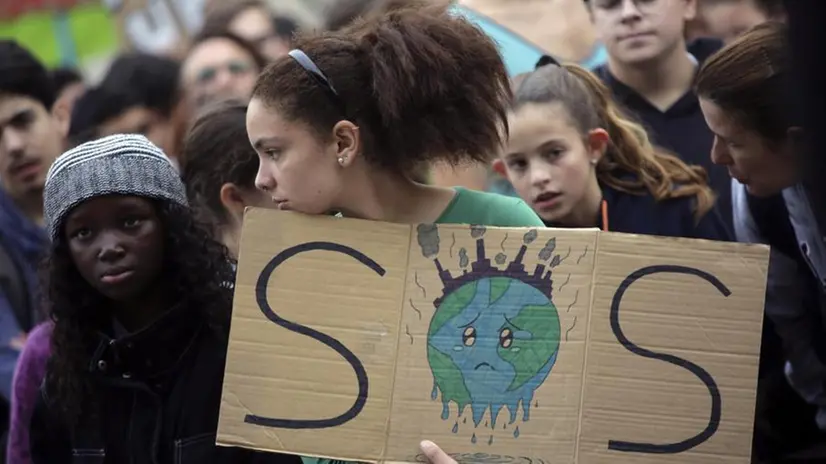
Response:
[529,164,552,188]
[620,0,643,21]
[97,231,126,263]
[255,158,275,193]
[1,128,26,159]
[709,137,731,166]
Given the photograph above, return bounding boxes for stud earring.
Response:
[338,156,346,165]
[590,159,598,165]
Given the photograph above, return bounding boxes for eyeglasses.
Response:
[288,49,349,117]
[590,0,660,12]
[195,60,254,85]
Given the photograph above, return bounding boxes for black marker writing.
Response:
[608,264,728,454]
[244,242,385,429]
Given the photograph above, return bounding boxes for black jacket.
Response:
[546,180,732,241]
[29,303,302,464]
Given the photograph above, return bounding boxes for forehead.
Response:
[698,98,742,135]
[507,102,579,149]
[183,39,253,74]
[0,94,48,123]
[67,195,157,221]
[98,107,157,136]
[247,98,292,136]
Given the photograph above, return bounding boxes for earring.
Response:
[590,159,598,165]
[338,156,346,165]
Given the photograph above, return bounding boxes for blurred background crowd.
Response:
[0,0,825,463]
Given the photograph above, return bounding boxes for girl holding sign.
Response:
[495,60,730,241]
[28,134,301,464]
[245,2,543,228]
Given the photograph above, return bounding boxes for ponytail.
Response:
[514,63,715,222]
[253,1,511,175]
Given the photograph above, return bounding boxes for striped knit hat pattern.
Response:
[44,134,188,241]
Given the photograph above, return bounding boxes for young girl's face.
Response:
[497,102,604,225]
[247,97,350,215]
[63,195,165,302]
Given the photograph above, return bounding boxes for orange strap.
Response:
[601,199,609,232]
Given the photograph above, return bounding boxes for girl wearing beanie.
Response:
[28,134,301,464]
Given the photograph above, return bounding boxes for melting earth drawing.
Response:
[417,224,562,443]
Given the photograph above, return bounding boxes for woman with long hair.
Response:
[495,58,730,239]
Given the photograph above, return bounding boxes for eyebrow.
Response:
[0,108,33,128]
[458,312,481,329]
[252,136,286,150]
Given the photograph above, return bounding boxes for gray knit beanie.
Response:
[44,133,188,241]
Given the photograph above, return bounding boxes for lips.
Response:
[533,192,561,210]
[100,267,135,285]
[9,159,41,179]
[619,32,655,41]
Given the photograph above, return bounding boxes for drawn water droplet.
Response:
[463,417,467,424]
[452,422,458,434]
[514,426,520,438]
[471,433,477,444]
[431,382,438,400]
[488,435,494,445]
[441,402,449,420]
[503,423,507,430]
[485,420,488,427]
[535,400,539,408]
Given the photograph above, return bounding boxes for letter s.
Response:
[244,242,385,429]
[608,265,729,454]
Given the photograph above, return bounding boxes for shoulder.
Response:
[447,188,544,227]
[688,37,724,64]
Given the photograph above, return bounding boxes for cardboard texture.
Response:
[219,209,769,464]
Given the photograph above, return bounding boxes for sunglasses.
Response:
[195,60,254,85]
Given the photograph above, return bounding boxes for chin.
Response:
[744,183,784,198]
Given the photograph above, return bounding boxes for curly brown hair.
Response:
[252,1,511,177]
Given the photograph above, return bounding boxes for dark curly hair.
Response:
[252,0,511,176]
[42,199,235,425]
[181,99,258,234]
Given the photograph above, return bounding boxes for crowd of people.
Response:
[0,0,822,463]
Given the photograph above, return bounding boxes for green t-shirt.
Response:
[300,188,541,464]
[435,187,544,226]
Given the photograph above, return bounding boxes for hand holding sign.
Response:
[419,441,457,464]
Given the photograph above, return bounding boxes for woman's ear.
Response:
[331,120,360,167]
[492,159,508,178]
[586,128,610,164]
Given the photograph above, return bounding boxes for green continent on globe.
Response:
[497,301,560,391]
[427,280,477,412]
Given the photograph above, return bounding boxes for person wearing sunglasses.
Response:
[181,30,267,110]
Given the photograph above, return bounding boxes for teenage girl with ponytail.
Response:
[496,58,730,240]
[246,2,542,227]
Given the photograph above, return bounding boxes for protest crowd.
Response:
[0,0,824,462]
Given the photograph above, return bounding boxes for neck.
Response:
[562,180,603,228]
[607,44,696,111]
[221,224,241,260]
[13,191,44,227]
[113,284,171,333]
[337,165,455,224]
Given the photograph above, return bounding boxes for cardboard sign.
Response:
[218,209,769,463]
